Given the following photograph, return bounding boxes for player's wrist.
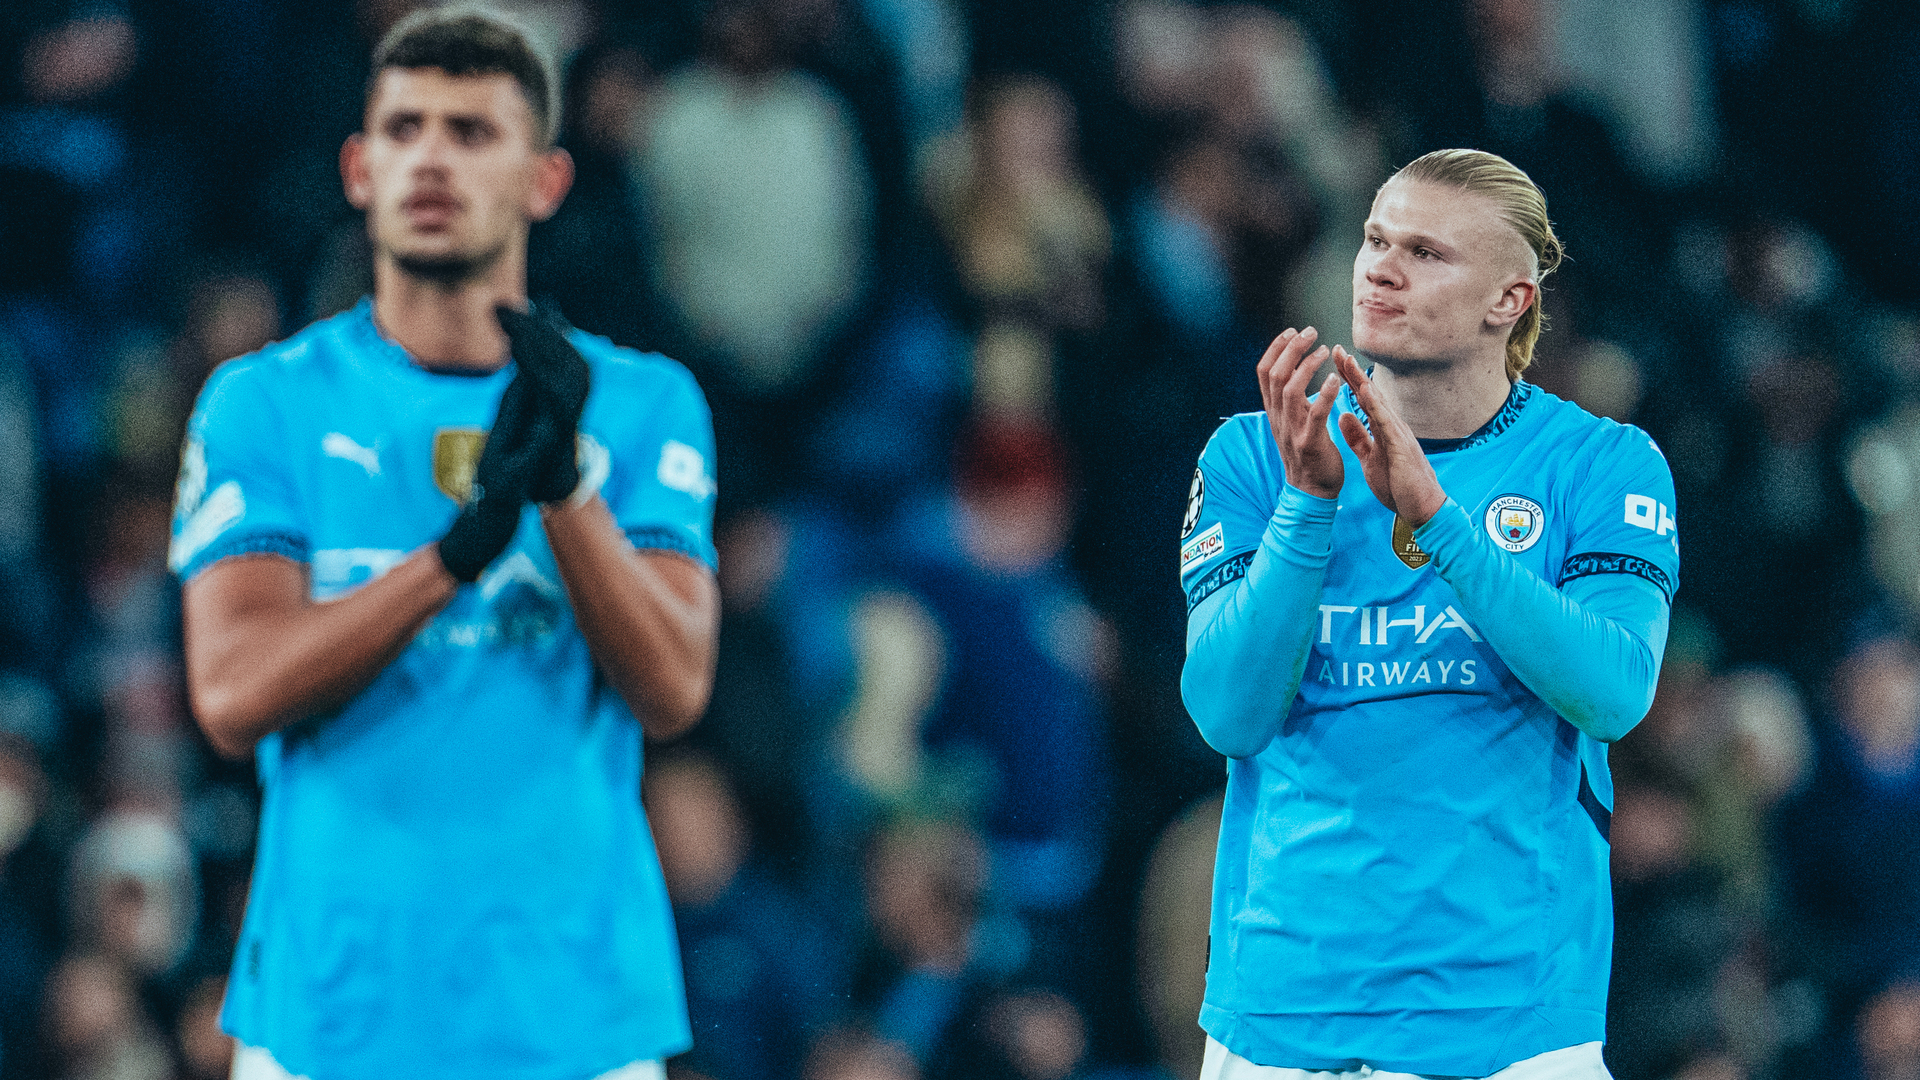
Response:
[1399,483,1448,529]
[1281,471,1341,504]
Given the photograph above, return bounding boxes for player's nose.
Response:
[407,123,456,172]
[1365,255,1403,288]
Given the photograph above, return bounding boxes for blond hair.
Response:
[1391,149,1563,379]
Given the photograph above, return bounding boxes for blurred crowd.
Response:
[3,0,1920,1078]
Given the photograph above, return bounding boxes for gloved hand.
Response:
[436,372,552,583]
[495,303,591,505]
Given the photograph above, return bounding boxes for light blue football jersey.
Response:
[168,299,717,1080]
[1179,381,1677,1076]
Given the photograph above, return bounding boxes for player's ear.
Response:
[527,147,574,223]
[1487,277,1535,330]
[341,133,372,210]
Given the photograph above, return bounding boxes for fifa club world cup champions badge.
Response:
[433,428,488,503]
[1391,516,1431,570]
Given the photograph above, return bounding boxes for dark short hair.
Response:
[368,7,559,145]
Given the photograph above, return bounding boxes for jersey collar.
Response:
[349,297,512,379]
[1339,378,1534,455]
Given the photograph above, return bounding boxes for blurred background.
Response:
[2,0,1920,1078]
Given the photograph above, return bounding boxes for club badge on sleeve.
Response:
[1485,494,1545,552]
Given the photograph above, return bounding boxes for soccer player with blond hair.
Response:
[169,10,718,1079]
[1179,149,1678,1079]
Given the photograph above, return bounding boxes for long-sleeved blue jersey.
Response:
[1179,380,1677,1076]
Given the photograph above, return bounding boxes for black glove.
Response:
[436,373,551,583]
[495,303,591,504]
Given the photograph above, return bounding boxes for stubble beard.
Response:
[1358,349,1454,376]
[1351,326,1458,377]
[392,241,506,289]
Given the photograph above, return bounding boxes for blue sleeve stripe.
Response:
[625,526,714,568]
[1577,763,1611,842]
[1559,551,1673,602]
[1185,551,1255,614]
[183,531,311,579]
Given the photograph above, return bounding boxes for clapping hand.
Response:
[495,303,591,505]
[1332,346,1447,528]
[1258,327,1345,500]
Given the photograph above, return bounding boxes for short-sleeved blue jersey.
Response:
[168,299,716,1080]
[1179,381,1677,1075]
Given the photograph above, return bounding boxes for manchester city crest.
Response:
[1484,494,1545,552]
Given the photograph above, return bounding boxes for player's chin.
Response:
[1350,324,1400,359]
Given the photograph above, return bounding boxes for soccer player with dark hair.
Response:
[1179,150,1678,1079]
[168,9,719,1079]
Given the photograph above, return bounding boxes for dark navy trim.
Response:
[414,362,501,378]
[185,531,311,578]
[1185,551,1255,613]
[1420,381,1533,453]
[1341,379,1532,454]
[1578,763,1611,842]
[1559,550,1674,603]
[626,526,709,566]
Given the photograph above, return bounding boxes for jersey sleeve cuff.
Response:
[1408,497,1476,562]
[624,525,718,570]
[1266,483,1337,566]
[1278,481,1338,518]
[172,530,312,583]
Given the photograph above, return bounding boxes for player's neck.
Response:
[1364,353,1513,441]
[371,256,525,372]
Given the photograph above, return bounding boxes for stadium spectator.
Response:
[631,0,874,397]
[1778,638,1920,1064]
[647,749,843,1080]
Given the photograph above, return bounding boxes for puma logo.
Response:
[322,432,381,477]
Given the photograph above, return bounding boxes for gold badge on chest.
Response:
[1391,515,1431,569]
[432,427,487,503]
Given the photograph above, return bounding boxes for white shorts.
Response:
[1199,1037,1612,1080]
[231,1044,665,1080]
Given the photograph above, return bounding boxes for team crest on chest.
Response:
[1390,515,1431,569]
[1485,494,1545,552]
[433,427,487,503]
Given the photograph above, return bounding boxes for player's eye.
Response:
[384,115,421,140]
[449,118,497,146]
[1414,247,1434,259]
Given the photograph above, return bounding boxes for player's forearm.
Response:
[184,549,458,758]
[1182,484,1336,758]
[1415,499,1666,742]
[540,497,718,739]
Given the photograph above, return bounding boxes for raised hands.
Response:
[1332,346,1448,528]
[1258,327,1345,500]
[496,303,591,505]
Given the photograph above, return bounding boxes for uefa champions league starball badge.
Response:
[1484,495,1546,552]
[1182,469,1204,539]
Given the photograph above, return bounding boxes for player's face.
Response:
[1350,178,1536,369]
[345,68,567,284]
